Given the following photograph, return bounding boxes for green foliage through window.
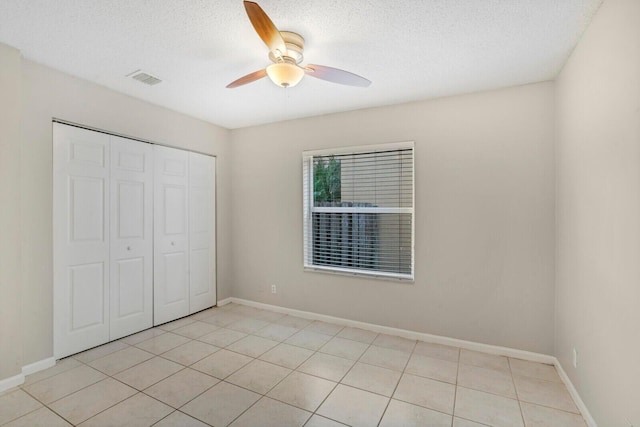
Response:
[313,156,341,203]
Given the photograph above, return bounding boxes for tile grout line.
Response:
[450,347,461,427]
[375,337,417,427]
[509,357,529,427]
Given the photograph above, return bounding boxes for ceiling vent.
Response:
[127,70,162,86]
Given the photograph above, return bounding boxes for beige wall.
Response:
[555,0,640,424]
[16,58,231,368]
[230,82,556,354]
[0,43,23,380]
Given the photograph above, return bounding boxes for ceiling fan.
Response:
[227,1,371,89]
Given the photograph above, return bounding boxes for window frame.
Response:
[302,141,415,281]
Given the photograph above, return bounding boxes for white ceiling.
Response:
[0,0,601,129]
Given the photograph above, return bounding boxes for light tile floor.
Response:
[0,303,587,427]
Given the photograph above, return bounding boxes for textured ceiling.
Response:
[0,0,601,129]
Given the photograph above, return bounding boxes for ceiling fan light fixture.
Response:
[266,62,304,88]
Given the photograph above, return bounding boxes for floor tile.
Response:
[379,399,453,427]
[201,311,246,327]
[153,410,209,427]
[230,396,311,427]
[305,321,344,336]
[337,327,378,344]
[229,305,264,318]
[520,401,587,427]
[79,392,172,426]
[372,334,416,353]
[134,332,191,355]
[285,330,332,351]
[251,310,286,323]
[3,406,71,427]
[413,341,460,362]
[113,357,183,390]
[317,384,389,427]
[0,389,42,425]
[23,357,81,386]
[191,348,253,379]
[88,346,154,375]
[274,315,313,329]
[157,316,197,332]
[23,365,106,404]
[254,323,298,341]
[305,414,348,427]
[393,373,455,414]
[226,335,279,358]
[181,381,260,427]
[190,307,219,321]
[259,343,314,369]
[297,352,355,382]
[513,375,579,413]
[359,345,410,372]
[74,340,129,363]
[7,303,587,427]
[405,353,458,384]
[509,358,562,383]
[267,371,336,412]
[453,417,488,427]
[457,363,517,399]
[198,328,247,347]
[341,362,401,397]
[144,368,219,408]
[320,337,369,360]
[120,328,166,345]
[459,349,510,373]
[172,321,219,339]
[226,317,271,334]
[454,387,524,427]
[49,377,136,425]
[226,359,291,394]
[161,340,219,366]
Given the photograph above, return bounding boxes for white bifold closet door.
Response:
[54,123,216,357]
[53,124,111,358]
[153,147,216,325]
[153,146,190,325]
[109,137,153,340]
[188,152,217,313]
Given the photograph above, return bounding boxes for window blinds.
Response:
[303,142,414,280]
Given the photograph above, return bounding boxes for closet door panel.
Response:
[189,153,216,313]
[53,123,110,358]
[154,145,190,325]
[109,137,153,340]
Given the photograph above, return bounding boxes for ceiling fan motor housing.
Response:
[269,31,305,64]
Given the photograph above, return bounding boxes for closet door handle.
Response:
[171,241,175,246]
[126,246,131,251]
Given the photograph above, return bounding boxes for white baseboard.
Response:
[0,357,57,394]
[227,297,556,364]
[0,373,24,394]
[554,359,597,427]
[22,357,56,376]
[217,297,233,307]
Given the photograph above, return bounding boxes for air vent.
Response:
[127,70,162,86]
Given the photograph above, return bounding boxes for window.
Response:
[303,142,414,280]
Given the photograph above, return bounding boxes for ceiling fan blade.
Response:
[304,64,371,87]
[226,68,267,88]
[243,1,287,55]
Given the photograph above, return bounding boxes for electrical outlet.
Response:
[572,348,577,368]
[271,285,277,294]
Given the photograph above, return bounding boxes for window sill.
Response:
[303,266,414,284]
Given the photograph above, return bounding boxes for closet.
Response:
[53,123,216,359]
